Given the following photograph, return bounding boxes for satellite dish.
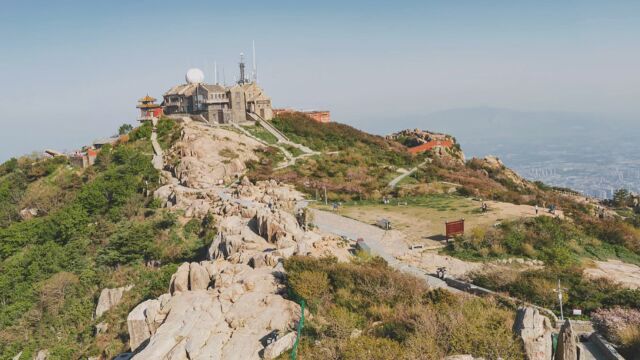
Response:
[185,68,205,84]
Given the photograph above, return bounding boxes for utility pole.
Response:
[554,279,566,321]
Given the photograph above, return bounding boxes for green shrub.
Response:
[342,336,405,360]
[283,256,524,359]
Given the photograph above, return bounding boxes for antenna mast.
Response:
[214,61,218,85]
[252,40,257,83]
[239,53,246,84]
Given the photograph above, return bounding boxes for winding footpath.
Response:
[231,121,318,169]
[150,118,164,170]
[388,159,429,188]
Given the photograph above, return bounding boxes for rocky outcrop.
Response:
[475,156,534,191]
[255,207,303,244]
[127,262,300,359]
[168,124,262,189]
[386,129,465,164]
[555,320,577,360]
[95,285,134,318]
[513,307,552,360]
[263,332,297,360]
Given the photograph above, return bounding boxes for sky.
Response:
[1,0,639,161]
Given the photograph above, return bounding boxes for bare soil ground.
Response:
[584,259,640,289]
[329,196,562,248]
[312,195,555,278]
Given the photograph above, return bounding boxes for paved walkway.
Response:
[150,118,164,170]
[388,160,429,188]
[233,119,318,170]
[310,209,451,290]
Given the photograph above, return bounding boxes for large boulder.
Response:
[263,332,297,360]
[513,307,552,360]
[254,208,303,244]
[555,320,577,360]
[95,285,134,318]
[189,262,210,290]
[127,299,160,352]
[169,263,190,294]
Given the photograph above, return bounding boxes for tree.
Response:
[118,123,134,135]
[613,188,631,208]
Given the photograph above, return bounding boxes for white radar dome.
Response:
[185,68,205,84]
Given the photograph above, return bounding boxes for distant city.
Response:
[463,129,640,199]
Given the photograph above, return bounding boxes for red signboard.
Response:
[445,219,465,239]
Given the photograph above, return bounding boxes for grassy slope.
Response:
[0,120,213,359]
[261,113,428,201]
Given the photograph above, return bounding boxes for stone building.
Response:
[162,57,273,124]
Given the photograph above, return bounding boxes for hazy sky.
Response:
[1,0,639,161]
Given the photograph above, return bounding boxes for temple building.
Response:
[136,95,163,121]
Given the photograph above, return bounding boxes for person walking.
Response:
[535,204,539,215]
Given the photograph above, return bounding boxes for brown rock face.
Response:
[513,307,553,360]
[555,320,577,360]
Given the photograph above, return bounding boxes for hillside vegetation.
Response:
[0,120,214,358]
[282,256,525,360]
[2,114,640,358]
[262,113,583,210]
[250,113,426,200]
